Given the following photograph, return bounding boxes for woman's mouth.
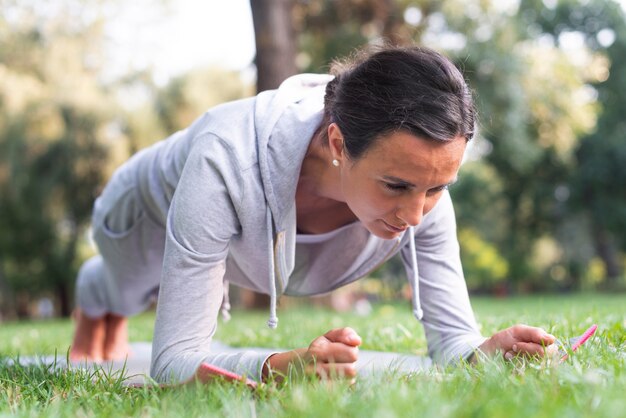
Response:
[382,220,407,233]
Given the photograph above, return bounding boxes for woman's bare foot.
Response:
[69,308,106,362]
[103,313,131,361]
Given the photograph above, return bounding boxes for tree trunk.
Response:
[250,0,298,92]
[377,0,411,46]
[0,259,16,320]
[56,280,71,317]
[59,228,80,317]
[591,224,622,286]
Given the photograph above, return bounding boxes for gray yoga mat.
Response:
[12,342,432,386]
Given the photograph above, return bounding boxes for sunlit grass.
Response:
[1,293,625,417]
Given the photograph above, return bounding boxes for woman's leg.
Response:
[70,310,130,362]
[70,308,106,361]
[71,250,158,361]
[91,216,163,361]
[71,254,134,361]
[73,174,165,361]
[103,313,130,360]
[70,256,133,361]
[71,256,109,361]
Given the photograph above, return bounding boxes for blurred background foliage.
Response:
[0,0,624,319]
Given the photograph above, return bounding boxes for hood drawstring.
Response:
[266,207,279,329]
[408,226,424,320]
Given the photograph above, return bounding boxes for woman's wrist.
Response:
[477,337,495,356]
[470,337,495,364]
[261,348,308,382]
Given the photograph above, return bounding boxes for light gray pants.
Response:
[75,166,165,318]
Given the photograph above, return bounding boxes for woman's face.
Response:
[329,124,467,239]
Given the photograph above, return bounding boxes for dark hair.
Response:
[323,45,476,159]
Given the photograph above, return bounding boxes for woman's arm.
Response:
[400,191,487,364]
[150,135,271,383]
[402,192,555,364]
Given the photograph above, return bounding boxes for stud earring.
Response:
[332,159,339,167]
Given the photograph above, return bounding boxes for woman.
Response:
[71,45,556,384]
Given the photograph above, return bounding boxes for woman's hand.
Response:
[477,324,556,361]
[262,327,362,382]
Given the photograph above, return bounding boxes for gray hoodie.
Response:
[97,74,486,383]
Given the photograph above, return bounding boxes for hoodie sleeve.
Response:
[400,191,487,365]
[150,134,274,384]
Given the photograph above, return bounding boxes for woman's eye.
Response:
[384,183,408,192]
[427,185,449,195]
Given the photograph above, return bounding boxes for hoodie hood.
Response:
[254,74,332,230]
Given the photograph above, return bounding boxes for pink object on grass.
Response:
[196,363,258,389]
[559,324,597,362]
[127,362,259,389]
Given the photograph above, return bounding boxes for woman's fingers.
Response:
[307,361,358,379]
[301,327,361,381]
[482,325,557,360]
[496,326,558,361]
[309,327,361,362]
[309,338,359,363]
[510,325,556,346]
[320,342,359,363]
[511,341,549,357]
[323,327,362,347]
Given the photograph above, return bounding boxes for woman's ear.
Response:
[327,123,345,163]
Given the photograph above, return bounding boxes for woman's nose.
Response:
[396,193,425,227]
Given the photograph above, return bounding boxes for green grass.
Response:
[1,294,625,417]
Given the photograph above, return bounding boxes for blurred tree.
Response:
[519,0,626,286]
[0,1,118,316]
[155,68,251,133]
[113,66,252,167]
[442,0,600,287]
[458,228,509,292]
[294,0,432,72]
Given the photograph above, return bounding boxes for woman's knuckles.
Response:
[343,363,357,377]
[316,363,357,379]
[324,327,360,344]
[345,346,359,362]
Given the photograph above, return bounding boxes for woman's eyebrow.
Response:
[382,175,459,189]
[382,176,415,186]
